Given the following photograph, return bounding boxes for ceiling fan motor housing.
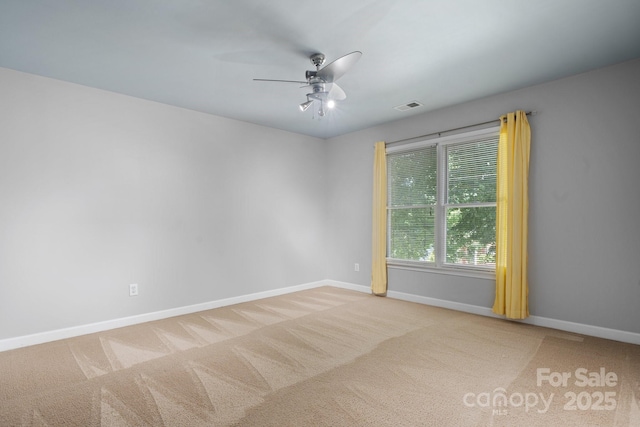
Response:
[254,51,361,115]
[310,53,325,68]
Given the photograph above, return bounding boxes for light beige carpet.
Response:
[1,286,639,426]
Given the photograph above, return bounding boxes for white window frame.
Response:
[386,126,500,279]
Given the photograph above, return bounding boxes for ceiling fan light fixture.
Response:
[255,51,362,119]
[299,100,313,112]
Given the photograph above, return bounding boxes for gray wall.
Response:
[0,68,327,340]
[2,58,640,341]
[326,58,640,334]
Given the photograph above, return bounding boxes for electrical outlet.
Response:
[129,283,139,297]
[354,263,360,272]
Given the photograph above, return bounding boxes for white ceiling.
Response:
[1,0,639,139]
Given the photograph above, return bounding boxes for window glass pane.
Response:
[446,206,496,266]
[388,146,437,207]
[447,138,497,204]
[389,208,435,261]
[386,128,498,271]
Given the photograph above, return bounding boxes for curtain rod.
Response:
[386,111,536,146]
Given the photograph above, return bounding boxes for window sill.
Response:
[386,259,495,280]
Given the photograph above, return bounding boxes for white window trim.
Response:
[386,126,500,279]
[386,258,496,280]
[386,126,500,154]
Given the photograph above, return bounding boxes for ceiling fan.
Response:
[254,51,362,117]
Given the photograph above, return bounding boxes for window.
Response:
[386,127,499,274]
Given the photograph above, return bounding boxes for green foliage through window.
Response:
[387,130,498,269]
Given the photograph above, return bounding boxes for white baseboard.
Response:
[522,315,640,346]
[0,280,329,353]
[324,280,372,294]
[382,288,640,346]
[3,280,638,352]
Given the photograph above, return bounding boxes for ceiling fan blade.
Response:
[253,78,308,84]
[316,51,362,83]
[328,83,347,101]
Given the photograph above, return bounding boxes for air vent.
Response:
[393,100,424,112]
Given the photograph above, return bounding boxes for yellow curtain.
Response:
[493,111,530,319]
[371,141,388,296]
